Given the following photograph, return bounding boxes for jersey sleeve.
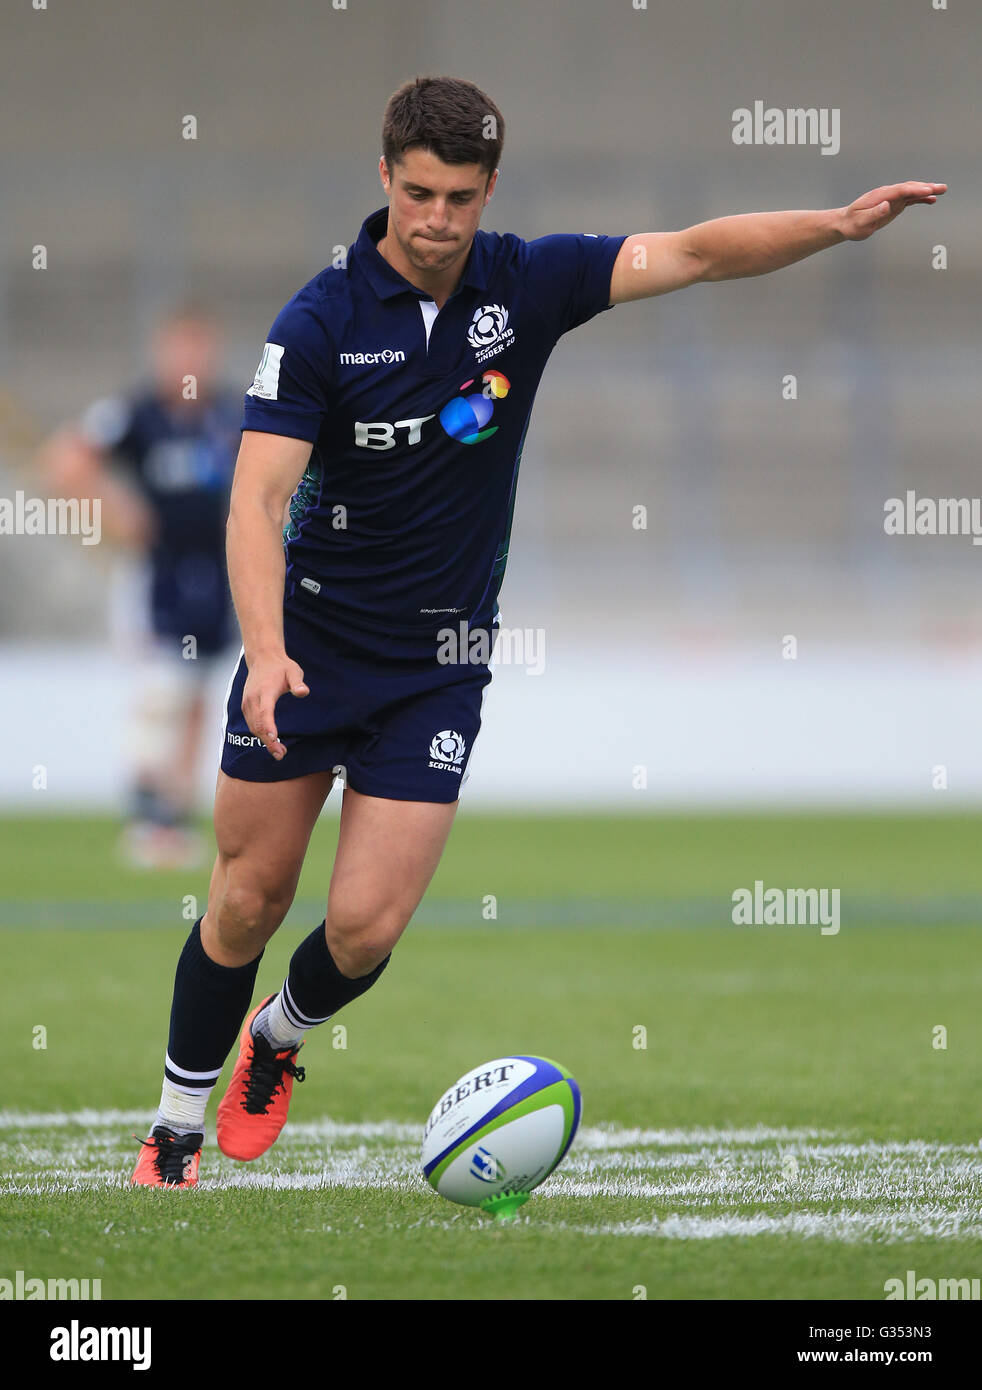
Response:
[78,395,137,454]
[241,292,334,443]
[523,232,628,340]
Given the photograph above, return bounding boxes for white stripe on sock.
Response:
[254,987,319,1049]
[161,1078,212,1099]
[282,980,333,1029]
[164,1052,222,1082]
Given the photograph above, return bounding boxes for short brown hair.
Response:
[382,76,504,182]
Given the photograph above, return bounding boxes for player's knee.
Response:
[324,908,403,978]
[213,874,292,951]
[328,934,391,978]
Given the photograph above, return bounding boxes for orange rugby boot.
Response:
[216,996,305,1160]
[130,1126,203,1188]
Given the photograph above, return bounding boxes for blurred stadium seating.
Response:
[1,0,977,807]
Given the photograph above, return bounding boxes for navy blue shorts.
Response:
[220,604,495,803]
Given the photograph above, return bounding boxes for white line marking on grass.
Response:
[0,1109,153,1129]
[4,1113,982,1245]
[0,1110,421,1140]
[575,1124,838,1149]
[0,1112,838,1146]
[562,1210,982,1242]
[0,1174,416,1196]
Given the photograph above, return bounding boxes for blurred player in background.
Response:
[39,306,241,869]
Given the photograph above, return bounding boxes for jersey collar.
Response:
[353,206,489,302]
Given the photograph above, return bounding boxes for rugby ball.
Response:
[421,1055,581,1216]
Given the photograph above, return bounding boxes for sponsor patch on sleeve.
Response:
[246,342,285,400]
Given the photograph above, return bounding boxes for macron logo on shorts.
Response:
[226,733,264,747]
[247,343,284,401]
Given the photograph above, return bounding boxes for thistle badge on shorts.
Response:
[429,730,466,774]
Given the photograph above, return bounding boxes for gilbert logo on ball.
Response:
[421,1056,581,1220]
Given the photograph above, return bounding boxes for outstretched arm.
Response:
[608,181,947,303]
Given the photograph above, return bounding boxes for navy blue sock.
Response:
[164,918,264,1096]
[279,921,390,1032]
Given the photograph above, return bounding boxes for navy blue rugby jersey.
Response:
[80,389,240,651]
[243,206,627,639]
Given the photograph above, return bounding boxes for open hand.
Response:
[840,182,947,241]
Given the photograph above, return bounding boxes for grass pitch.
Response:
[2,810,982,1300]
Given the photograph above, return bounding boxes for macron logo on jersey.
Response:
[339,348,407,366]
[247,343,284,401]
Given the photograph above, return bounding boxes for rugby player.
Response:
[40,307,240,870]
[130,75,944,1186]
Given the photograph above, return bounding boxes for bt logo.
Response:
[354,415,432,451]
[354,371,511,451]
